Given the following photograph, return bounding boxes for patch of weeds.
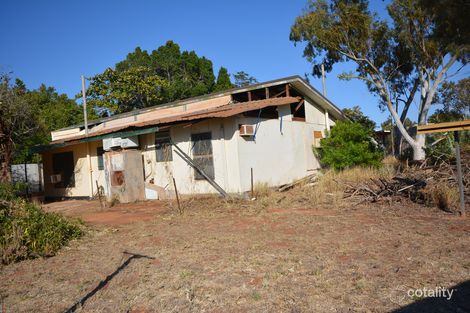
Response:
[355,277,368,291]
[0,183,83,264]
[179,269,194,279]
[251,290,261,301]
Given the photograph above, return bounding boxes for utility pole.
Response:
[321,64,327,97]
[81,75,93,199]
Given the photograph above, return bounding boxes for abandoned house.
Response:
[34,76,345,202]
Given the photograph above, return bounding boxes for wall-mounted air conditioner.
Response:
[50,174,62,184]
[103,136,139,151]
[239,124,255,137]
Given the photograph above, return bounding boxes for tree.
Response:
[13,83,90,164]
[0,73,38,182]
[319,120,382,170]
[429,78,470,123]
[342,106,376,131]
[87,67,167,114]
[88,41,220,114]
[213,67,233,91]
[290,0,468,160]
[233,71,258,87]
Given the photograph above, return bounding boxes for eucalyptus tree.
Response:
[290,0,468,159]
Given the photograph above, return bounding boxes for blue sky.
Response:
[1,0,457,127]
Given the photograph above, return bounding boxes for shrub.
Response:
[318,121,383,170]
[0,183,83,264]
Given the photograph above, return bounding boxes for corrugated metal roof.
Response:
[55,75,344,131]
[50,96,300,144]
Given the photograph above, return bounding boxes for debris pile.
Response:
[343,151,469,211]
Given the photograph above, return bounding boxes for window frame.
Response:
[97,147,105,170]
[191,132,214,180]
[155,130,173,162]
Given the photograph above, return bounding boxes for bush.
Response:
[318,121,383,170]
[0,183,83,264]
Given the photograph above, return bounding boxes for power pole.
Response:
[81,75,93,198]
[321,64,327,97]
[81,76,89,135]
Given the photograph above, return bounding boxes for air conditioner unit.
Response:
[50,174,62,184]
[239,124,255,137]
[103,136,139,151]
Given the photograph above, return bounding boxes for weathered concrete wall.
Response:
[104,149,145,203]
[236,100,329,192]
[140,117,241,196]
[43,97,336,199]
[42,140,106,198]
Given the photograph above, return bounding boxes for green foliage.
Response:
[0,184,83,264]
[429,78,470,123]
[87,67,168,114]
[89,41,220,114]
[214,67,233,91]
[13,83,90,164]
[319,121,383,170]
[233,71,258,87]
[342,106,376,131]
[423,135,455,165]
[291,0,468,160]
[0,74,38,180]
[381,117,414,131]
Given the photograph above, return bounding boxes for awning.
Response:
[30,126,159,154]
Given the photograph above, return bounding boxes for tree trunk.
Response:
[0,159,12,183]
[393,126,402,156]
[412,134,426,161]
[0,143,13,183]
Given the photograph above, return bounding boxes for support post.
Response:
[325,110,330,132]
[81,75,94,199]
[173,177,182,214]
[250,168,254,199]
[454,131,465,217]
[24,160,29,197]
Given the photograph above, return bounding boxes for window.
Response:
[97,147,105,170]
[52,151,75,188]
[155,130,173,162]
[191,132,214,180]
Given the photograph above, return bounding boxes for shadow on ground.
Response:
[63,251,155,313]
[390,280,470,313]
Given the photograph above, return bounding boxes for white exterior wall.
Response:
[235,101,328,192]
[42,140,107,198]
[43,98,336,198]
[140,117,242,195]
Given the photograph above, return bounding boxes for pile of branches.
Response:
[342,175,429,205]
[343,150,469,210]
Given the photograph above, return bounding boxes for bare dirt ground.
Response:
[1,192,469,313]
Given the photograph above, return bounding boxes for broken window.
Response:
[52,151,75,188]
[191,132,214,180]
[155,130,173,162]
[290,100,306,121]
[97,147,105,170]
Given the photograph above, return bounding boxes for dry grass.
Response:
[1,163,469,312]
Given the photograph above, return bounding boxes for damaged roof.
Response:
[46,75,344,146]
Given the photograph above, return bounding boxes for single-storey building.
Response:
[35,76,345,202]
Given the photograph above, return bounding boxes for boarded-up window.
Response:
[97,147,105,170]
[52,151,75,188]
[155,130,173,162]
[191,132,214,180]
